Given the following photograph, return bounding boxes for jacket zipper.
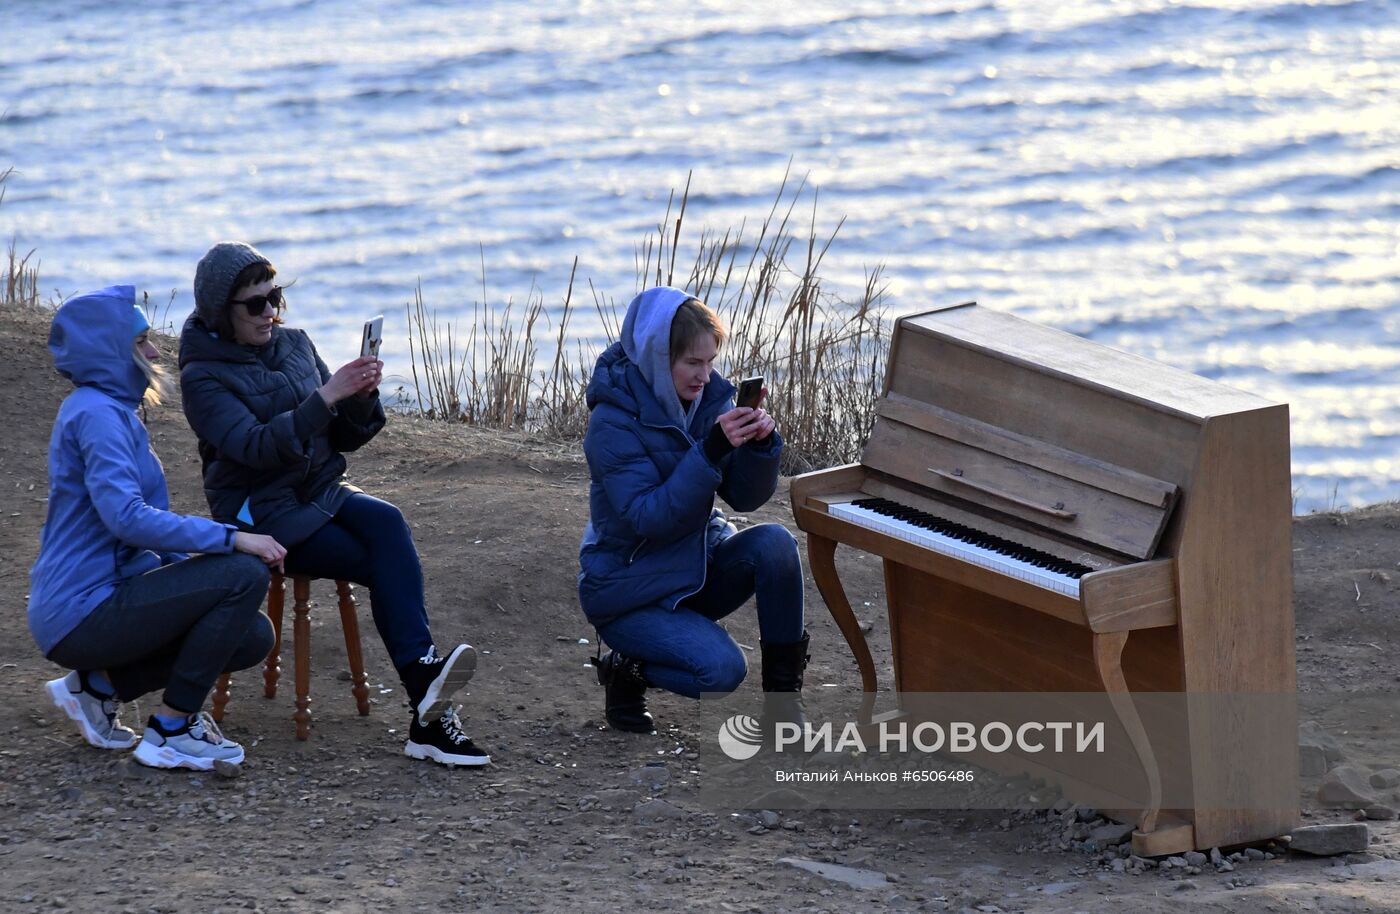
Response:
[634,414,712,608]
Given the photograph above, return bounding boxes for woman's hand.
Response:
[319,357,382,406]
[717,398,776,446]
[234,531,287,572]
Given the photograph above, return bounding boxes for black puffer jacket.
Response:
[178,316,385,547]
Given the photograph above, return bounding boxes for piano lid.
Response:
[894,303,1278,422]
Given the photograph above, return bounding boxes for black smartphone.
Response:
[736,375,764,409]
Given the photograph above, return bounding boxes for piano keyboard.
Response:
[826,497,1094,598]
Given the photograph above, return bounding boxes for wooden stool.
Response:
[212,572,371,740]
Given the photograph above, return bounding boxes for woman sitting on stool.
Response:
[578,286,809,733]
[30,286,284,770]
[178,242,489,767]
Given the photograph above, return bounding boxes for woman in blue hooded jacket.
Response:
[30,285,286,770]
[579,286,809,733]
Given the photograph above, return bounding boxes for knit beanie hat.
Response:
[193,241,272,330]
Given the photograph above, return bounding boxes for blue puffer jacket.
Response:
[29,286,237,654]
[178,316,385,548]
[577,287,783,626]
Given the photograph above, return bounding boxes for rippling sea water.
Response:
[2,0,1396,511]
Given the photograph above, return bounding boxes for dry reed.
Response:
[406,172,889,472]
[2,168,42,310]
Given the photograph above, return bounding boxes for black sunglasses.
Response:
[231,286,285,315]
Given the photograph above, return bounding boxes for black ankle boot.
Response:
[594,650,655,734]
[760,631,811,735]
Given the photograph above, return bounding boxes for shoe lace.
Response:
[187,711,226,745]
[100,696,122,724]
[418,646,439,665]
[439,707,470,746]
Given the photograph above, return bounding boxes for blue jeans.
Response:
[597,523,804,698]
[49,553,274,714]
[282,492,434,670]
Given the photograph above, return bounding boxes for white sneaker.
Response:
[133,712,245,770]
[46,671,138,750]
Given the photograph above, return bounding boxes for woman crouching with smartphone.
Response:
[31,286,284,769]
[177,242,489,767]
[578,286,809,733]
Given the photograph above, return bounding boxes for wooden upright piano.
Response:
[792,302,1296,856]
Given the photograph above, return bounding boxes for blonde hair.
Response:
[132,340,171,407]
[669,297,728,363]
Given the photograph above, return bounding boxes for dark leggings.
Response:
[282,492,434,670]
[597,523,804,698]
[48,553,274,714]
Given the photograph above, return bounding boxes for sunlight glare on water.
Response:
[1,0,1396,512]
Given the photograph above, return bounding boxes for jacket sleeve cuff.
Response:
[292,389,336,440]
[745,428,783,456]
[703,424,736,465]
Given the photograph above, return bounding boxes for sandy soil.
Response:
[3,301,1400,914]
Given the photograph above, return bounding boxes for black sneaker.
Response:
[404,707,491,767]
[400,644,477,724]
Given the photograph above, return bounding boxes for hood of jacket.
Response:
[620,286,694,427]
[588,287,734,431]
[48,285,150,406]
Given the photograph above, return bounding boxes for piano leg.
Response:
[807,533,878,725]
[1091,630,1162,836]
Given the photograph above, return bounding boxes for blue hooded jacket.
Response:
[577,287,783,626]
[28,285,236,655]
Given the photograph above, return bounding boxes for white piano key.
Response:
[827,501,1081,598]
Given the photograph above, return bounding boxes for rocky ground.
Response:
[3,301,1400,913]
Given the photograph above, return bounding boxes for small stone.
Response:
[1089,822,1135,846]
[1208,847,1224,865]
[1299,720,1345,763]
[1174,880,1198,892]
[1318,764,1378,808]
[1244,848,1266,860]
[1299,744,1329,778]
[1370,769,1400,789]
[1363,805,1397,821]
[631,799,686,821]
[779,857,889,890]
[1183,851,1207,867]
[758,810,781,829]
[1166,856,1187,869]
[213,760,243,779]
[1289,823,1370,856]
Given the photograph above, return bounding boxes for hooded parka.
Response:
[178,315,385,548]
[577,287,783,627]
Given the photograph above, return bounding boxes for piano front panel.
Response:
[863,411,1173,560]
[884,318,1204,495]
[883,562,1193,809]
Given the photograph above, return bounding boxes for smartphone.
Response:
[360,315,384,359]
[736,375,764,409]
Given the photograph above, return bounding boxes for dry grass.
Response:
[406,171,889,472]
[2,168,42,310]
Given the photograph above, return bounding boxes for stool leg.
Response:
[263,572,285,699]
[212,673,231,723]
[336,581,371,716]
[293,577,312,741]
